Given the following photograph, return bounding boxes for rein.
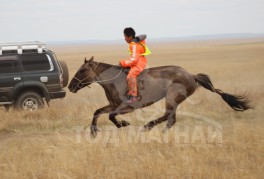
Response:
[74,62,123,88]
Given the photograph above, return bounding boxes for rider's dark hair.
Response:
[124,27,136,38]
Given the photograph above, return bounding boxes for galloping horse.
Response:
[68,56,251,137]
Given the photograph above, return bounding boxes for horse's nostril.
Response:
[77,83,83,88]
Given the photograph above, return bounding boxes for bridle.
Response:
[73,62,100,89]
[73,62,123,89]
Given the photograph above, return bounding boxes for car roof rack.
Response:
[0,41,45,55]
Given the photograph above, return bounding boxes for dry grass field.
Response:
[0,39,263,178]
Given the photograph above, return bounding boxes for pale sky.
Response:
[0,0,263,42]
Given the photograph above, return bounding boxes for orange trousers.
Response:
[127,58,147,96]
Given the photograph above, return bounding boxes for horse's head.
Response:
[68,56,97,93]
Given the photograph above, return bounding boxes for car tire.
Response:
[4,104,11,111]
[59,60,69,87]
[15,91,44,111]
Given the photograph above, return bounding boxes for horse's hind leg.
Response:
[144,83,187,131]
[143,101,181,131]
[163,83,187,132]
[143,108,171,131]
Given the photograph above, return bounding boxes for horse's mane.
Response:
[94,61,129,73]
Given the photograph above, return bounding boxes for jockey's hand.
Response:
[113,64,122,70]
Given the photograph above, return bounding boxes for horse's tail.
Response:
[194,73,252,111]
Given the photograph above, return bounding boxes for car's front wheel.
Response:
[4,104,11,111]
[15,91,44,111]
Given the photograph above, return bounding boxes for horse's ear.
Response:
[84,57,88,63]
[89,56,94,63]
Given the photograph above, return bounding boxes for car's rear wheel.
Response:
[59,60,69,87]
[15,91,44,111]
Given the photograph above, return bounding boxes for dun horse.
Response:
[68,56,251,137]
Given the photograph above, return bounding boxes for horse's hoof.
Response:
[90,125,99,138]
[90,125,100,131]
[116,120,130,128]
[90,131,97,139]
[142,125,152,132]
[120,120,130,127]
[162,128,169,133]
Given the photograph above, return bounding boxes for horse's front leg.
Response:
[90,105,113,138]
[109,112,130,128]
[108,106,135,128]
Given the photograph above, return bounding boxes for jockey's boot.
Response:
[127,95,138,104]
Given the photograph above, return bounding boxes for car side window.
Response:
[21,53,51,71]
[0,56,19,74]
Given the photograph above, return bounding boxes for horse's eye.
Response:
[79,69,86,74]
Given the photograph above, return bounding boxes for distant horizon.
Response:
[1,33,264,45]
[44,33,264,44]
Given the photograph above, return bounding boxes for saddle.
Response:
[122,67,131,74]
[115,66,145,101]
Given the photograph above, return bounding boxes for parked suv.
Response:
[0,42,69,111]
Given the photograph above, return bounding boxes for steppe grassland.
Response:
[0,40,263,178]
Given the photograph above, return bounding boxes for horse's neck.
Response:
[94,62,114,74]
[93,62,122,82]
[93,62,122,95]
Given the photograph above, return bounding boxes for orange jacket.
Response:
[120,40,147,68]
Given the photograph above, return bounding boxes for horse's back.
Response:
[111,65,196,108]
[143,66,194,81]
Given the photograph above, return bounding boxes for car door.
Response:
[0,55,23,103]
[19,53,60,92]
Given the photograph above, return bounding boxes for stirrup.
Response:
[127,95,138,104]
